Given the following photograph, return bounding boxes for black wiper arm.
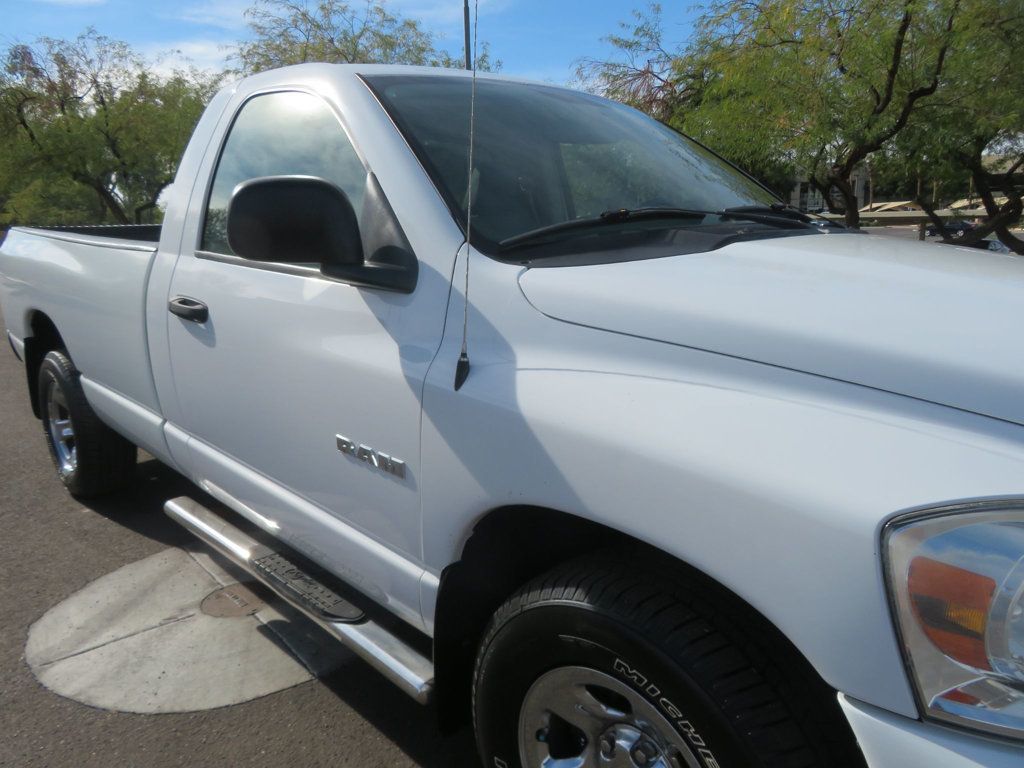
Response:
[723,203,810,220]
[599,205,812,228]
[723,204,840,229]
[498,208,708,249]
[498,204,820,250]
[498,214,613,249]
[719,204,820,229]
[599,207,710,223]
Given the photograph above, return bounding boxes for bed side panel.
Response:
[0,229,161,412]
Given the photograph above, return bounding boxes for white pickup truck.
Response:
[3,64,1024,768]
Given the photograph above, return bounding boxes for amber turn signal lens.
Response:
[887,509,1024,739]
[908,556,996,671]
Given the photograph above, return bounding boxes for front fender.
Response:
[420,253,1024,719]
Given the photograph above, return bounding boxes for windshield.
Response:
[364,75,778,254]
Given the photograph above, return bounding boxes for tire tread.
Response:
[474,551,864,768]
[38,350,136,498]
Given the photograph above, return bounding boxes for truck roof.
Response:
[229,61,571,95]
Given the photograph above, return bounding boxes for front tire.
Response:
[38,350,136,498]
[473,553,862,768]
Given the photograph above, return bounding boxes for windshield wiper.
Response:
[620,205,817,229]
[498,208,704,249]
[499,205,816,250]
[722,204,841,228]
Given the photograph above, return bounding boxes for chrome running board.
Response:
[164,496,434,704]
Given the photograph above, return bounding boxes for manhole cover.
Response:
[201,583,266,618]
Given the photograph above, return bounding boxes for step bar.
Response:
[164,496,434,704]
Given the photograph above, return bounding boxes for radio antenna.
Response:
[454,0,479,391]
[463,0,472,70]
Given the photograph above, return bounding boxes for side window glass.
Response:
[202,91,365,255]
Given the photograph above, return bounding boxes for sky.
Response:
[1,0,701,84]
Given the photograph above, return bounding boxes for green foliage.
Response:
[0,118,100,226]
[891,2,1023,249]
[690,0,964,224]
[0,4,504,228]
[434,41,501,74]
[235,0,438,72]
[0,30,222,226]
[576,3,799,196]
[576,4,683,120]
[580,1,1023,230]
[0,175,102,228]
[235,0,500,73]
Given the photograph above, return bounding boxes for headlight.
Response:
[886,503,1024,739]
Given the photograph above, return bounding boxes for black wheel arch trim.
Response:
[431,503,850,746]
[23,310,67,419]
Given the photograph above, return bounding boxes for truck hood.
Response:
[518,233,1024,426]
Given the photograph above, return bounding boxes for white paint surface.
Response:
[26,546,351,713]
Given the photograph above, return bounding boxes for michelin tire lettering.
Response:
[613,657,722,768]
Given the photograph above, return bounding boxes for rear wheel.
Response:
[38,350,136,497]
[473,553,863,768]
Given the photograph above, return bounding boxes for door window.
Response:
[201,91,366,255]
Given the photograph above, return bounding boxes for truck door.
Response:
[163,88,455,603]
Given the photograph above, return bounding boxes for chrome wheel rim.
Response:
[518,666,701,768]
[46,380,76,474]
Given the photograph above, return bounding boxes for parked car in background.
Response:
[927,219,977,238]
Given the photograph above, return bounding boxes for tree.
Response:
[581,2,971,227]
[576,5,793,194]
[0,125,103,227]
[235,0,500,74]
[434,41,501,74]
[894,3,1024,252]
[0,7,502,228]
[576,4,687,121]
[0,30,222,225]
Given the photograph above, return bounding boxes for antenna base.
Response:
[454,352,471,391]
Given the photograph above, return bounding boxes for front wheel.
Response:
[473,553,862,768]
[38,349,137,498]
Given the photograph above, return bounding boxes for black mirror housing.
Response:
[227,176,363,267]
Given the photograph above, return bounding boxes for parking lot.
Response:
[0,325,478,768]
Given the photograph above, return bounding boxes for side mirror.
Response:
[227,176,363,268]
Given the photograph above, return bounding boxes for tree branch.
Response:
[970,157,1024,254]
[874,2,913,116]
[841,0,961,178]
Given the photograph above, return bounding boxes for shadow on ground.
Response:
[76,456,199,547]
[318,647,479,767]
[80,456,480,767]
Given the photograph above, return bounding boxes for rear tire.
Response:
[38,350,136,498]
[473,552,863,768]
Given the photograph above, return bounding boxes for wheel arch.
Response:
[23,310,67,418]
[432,503,857,760]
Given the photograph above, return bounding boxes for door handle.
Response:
[168,296,209,323]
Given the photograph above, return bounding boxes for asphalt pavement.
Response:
[0,312,479,767]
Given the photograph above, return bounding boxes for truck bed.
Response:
[0,225,164,417]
